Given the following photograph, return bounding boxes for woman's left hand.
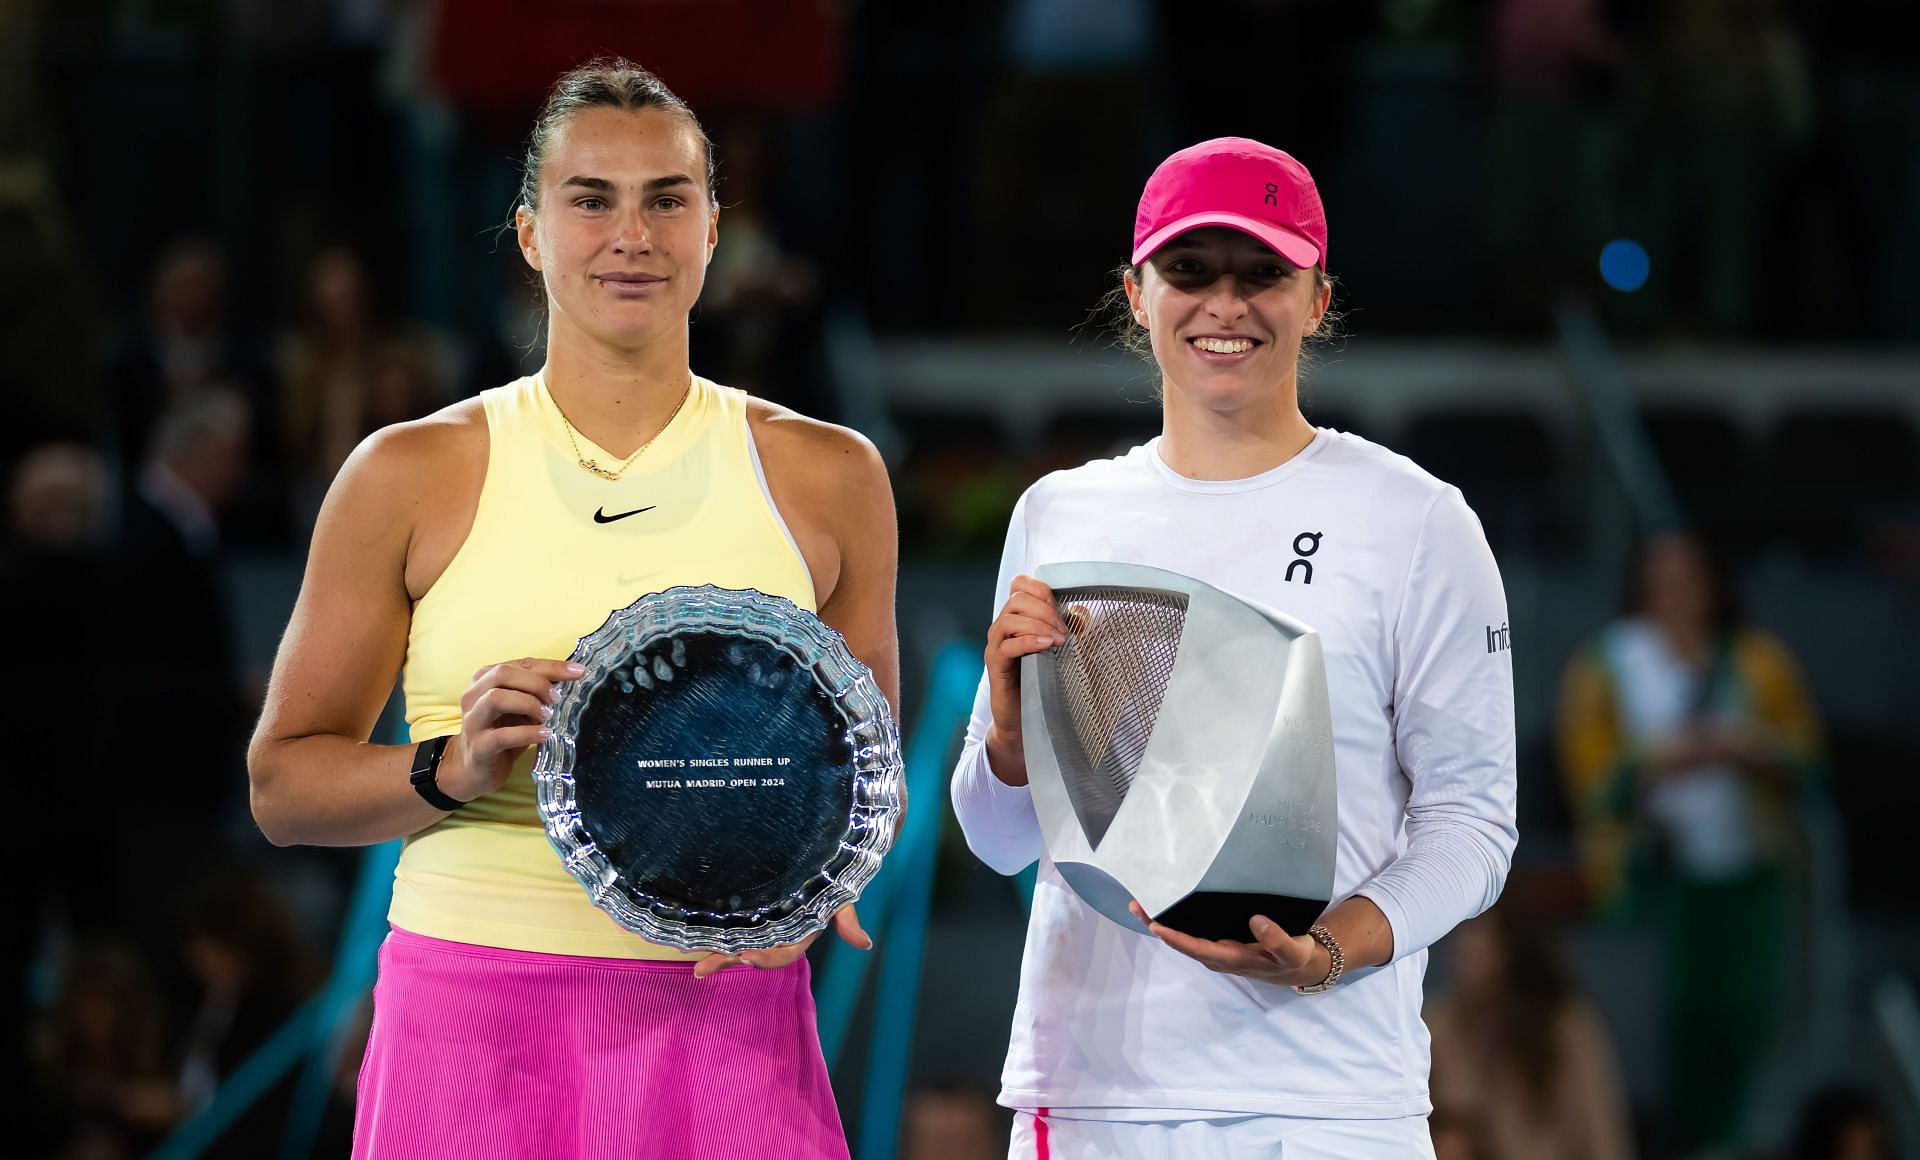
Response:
[692,904,871,979]
[1128,901,1331,988]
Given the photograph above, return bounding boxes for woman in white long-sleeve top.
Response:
[948,137,1520,1159]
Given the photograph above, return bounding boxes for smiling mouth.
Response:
[1189,336,1259,354]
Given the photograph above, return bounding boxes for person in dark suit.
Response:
[106,241,285,544]
[108,391,253,933]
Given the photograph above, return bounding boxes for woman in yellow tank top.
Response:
[247,59,896,1160]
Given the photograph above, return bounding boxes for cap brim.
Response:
[1131,212,1322,270]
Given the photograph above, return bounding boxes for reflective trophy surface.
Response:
[534,585,902,953]
[1020,562,1336,940]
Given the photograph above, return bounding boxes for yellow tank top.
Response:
[390,373,816,958]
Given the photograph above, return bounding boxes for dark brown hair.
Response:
[518,57,717,213]
[1620,530,1746,636]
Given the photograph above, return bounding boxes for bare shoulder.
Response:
[313,397,489,599]
[342,396,487,490]
[745,397,888,495]
[746,400,898,706]
[322,397,485,523]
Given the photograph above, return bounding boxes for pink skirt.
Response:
[353,927,849,1159]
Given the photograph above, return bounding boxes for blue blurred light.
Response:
[1599,239,1650,292]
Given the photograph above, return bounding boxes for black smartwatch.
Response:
[409,735,469,812]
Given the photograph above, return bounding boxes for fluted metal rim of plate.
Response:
[533,584,902,954]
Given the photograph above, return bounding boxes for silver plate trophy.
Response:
[1020,562,1337,942]
[533,585,902,954]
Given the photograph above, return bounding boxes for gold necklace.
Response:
[551,375,693,480]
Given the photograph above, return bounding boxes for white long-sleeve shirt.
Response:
[950,430,1518,1119]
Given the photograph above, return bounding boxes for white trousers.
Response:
[1009,1110,1437,1159]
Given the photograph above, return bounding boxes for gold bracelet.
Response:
[1293,923,1344,994]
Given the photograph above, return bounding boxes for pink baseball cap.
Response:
[1131,137,1328,271]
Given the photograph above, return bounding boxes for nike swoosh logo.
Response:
[593,505,656,524]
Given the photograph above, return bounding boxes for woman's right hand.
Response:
[438,658,585,803]
[982,575,1067,787]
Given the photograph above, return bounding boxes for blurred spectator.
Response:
[278,241,453,499]
[0,164,106,459]
[104,240,272,472]
[362,338,452,435]
[1485,0,1626,332]
[278,246,452,522]
[32,943,181,1159]
[689,111,833,418]
[1557,530,1824,1155]
[173,871,324,1157]
[1623,0,1813,337]
[1787,1084,1900,1160]
[280,244,380,484]
[900,1079,1007,1160]
[5,441,109,554]
[1425,904,1634,1160]
[106,392,253,955]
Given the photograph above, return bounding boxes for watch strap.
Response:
[409,735,468,812]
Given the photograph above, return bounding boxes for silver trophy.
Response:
[534,585,902,954]
[1020,562,1336,941]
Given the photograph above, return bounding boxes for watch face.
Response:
[413,735,450,777]
[534,585,901,954]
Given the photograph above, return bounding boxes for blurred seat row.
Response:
[889,399,1920,562]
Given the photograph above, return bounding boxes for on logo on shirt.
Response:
[1286,532,1322,584]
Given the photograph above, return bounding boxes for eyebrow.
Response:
[557,174,697,194]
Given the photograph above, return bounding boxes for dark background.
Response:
[3,1,1916,1157]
